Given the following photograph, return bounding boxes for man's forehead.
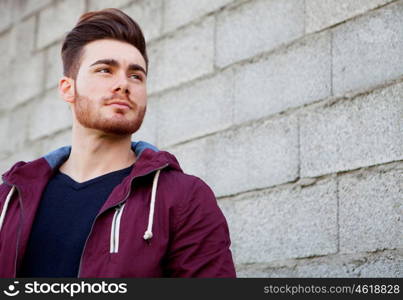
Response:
[81,39,146,68]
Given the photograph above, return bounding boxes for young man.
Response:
[0,9,236,278]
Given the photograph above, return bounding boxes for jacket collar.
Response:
[2,141,182,187]
[43,141,159,170]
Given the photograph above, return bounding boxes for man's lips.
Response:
[106,101,132,109]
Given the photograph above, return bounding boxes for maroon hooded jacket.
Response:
[0,141,236,277]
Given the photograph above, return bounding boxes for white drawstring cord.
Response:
[0,186,16,232]
[143,170,161,241]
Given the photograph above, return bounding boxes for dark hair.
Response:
[61,8,148,79]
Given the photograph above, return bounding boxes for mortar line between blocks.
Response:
[297,114,301,179]
[303,0,306,34]
[330,29,334,96]
[336,174,340,253]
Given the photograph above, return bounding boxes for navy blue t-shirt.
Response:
[17,164,133,277]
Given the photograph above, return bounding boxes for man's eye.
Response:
[129,74,142,80]
[97,68,110,73]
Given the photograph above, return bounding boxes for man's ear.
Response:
[59,76,75,104]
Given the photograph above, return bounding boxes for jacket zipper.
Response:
[2,182,23,277]
[14,186,23,277]
[77,163,169,277]
[110,203,125,253]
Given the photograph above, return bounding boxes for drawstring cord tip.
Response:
[143,231,153,240]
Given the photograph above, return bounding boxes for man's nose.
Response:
[113,73,130,95]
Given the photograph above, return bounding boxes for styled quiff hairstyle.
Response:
[61,8,148,79]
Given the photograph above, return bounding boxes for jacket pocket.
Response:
[110,203,125,253]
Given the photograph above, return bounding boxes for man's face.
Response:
[72,39,147,136]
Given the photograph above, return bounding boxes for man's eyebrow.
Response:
[90,59,118,68]
[89,59,147,75]
[128,64,147,76]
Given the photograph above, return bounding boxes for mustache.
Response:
[102,95,135,107]
[102,95,130,102]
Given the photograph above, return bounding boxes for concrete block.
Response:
[306,0,394,33]
[236,249,403,277]
[45,42,63,89]
[1,17,40,108]
[29,89,72,140]
[41,129,72,152]
[0,0,14,33]
[7,104,31,151]
[0,141,44,175]
[88,0,133,10]
[0,73,14,112]
[0,16,37,111]
[234,33,331,124]
[287,262,351,278]
[300,82,403,177]
[37,0,85,49]
[333,1,403,95]
[295,250,403,277]
[12,52,45,107]
[165,138,208,181]
[216,0,304,67]
[157,69,234,148]
[0,159,11,177]
[122,0,163,42]
[219,178,338,264]
[163,0,234,33]
[235,264,294,278]
[0,151,9,161]
[339,168,403,253]
[15,0,53,20]
[0,29,14,71]
[150,16,215,93]
[205,115,299,197]
[0,114,11,154]
[12,15,36,58]
[132,94,158,146]
[146,42,164,95]
[354,251,403,277]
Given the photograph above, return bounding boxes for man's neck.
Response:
[59,130,136,183]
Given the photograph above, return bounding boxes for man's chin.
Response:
[74,100,146,137]
[97,127,135,136]
[91,121,142,136]
[75,117,142,136]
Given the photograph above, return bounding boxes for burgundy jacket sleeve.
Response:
[163,178,236,277]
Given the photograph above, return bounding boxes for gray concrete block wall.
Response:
[163,0,235,33]
[216,0,305,67]
[300,82,403,177]
[122,0,163,42]
[205,115,299,197]
[339,166,403,253]
[332,0,403,96]
[305,0,395,33]
[219,177,338,264]
[37,0,86,49]
[156,69,234,147]
[233,32,331,123]
[0,0,401,277]
[151,16,216,92]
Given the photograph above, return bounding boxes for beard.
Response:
[73,91,146,136]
